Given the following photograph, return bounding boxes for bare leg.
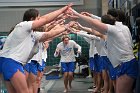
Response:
[92,71,96,88]
[63,72,68,92]
[33,82,38,93]
[5,81,17,93]
[93,72,101,92]
[94,72,97,88]
[102,70,109,93]
[68,72,73,89]
[116,74,135,93]
[10,70,29,93]
[27,73,37,93]
[112,80,116,92]
[34,71,43,93]
[25,70,29,80]
[34,72,44,93]
[108,79,113,93]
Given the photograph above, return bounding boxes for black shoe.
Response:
[38,88,40,93]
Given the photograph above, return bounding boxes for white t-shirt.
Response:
[0,21,44,65]
[100,39,108,56]
[115,22,133,47]
[42,43,48,62]
[106,24,135,67]
[31,42,43,65]
[77,31,99,57]
[54,40,81,62]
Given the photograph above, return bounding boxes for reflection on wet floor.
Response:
[40,77,93,93]
[0,75,94,93]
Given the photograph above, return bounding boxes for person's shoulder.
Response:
[107,24,120,33]
[69,40,76,43]
[17,21,33,26]
[69,40,75,42]
[57,42,63,46]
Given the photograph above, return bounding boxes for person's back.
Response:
[115,21,133,47]
[2,21,32,51]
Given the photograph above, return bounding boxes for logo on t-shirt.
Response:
[62,47,72,56]
[31,34,36,43]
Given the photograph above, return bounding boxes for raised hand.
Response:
[75,22,84,30]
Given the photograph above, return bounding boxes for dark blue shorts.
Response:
[38,59,46,72]
[24,60,38,75]
[61,62,75,72]
[100,56,109,70]
[94,54,102,73]
[89,57,95,71]
[24,63,30,73]
[0,57,5,73]
[0,57,24,81]
[116,58,138,79]
[108,61,117,80]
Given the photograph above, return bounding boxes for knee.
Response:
[68,73,73,78]
[64,73,68,77]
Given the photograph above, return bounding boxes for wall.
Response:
[102,0,108,15]
[0,0,102,33]
[0,0,102,66]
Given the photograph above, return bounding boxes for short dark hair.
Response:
[116,9,126,23]
[108,8,126,24]
[107,8,118,18]
[101,14,116,25]
[23,9,39,21]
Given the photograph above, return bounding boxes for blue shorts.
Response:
[116,58,138,79]
[108,61,117,80]
[0,57,5,73]
[94,54,102,73]
[1,57,24,81]
[24,63,30,73]
[89,57,95,71]
[61,62,75,72]
[100,56,109,70]
[38,59,46,72]
[25,60,38,75]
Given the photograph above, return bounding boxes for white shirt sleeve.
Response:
[91,14,101,20]
[34,32,46,41]
[106,24,118,35]
[21,21,33,32]
[77,31,96,39]
[83,37,90,44]
[72,40,81,52]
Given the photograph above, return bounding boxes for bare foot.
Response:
[92,88,99,93]
[64,89,68,93]
[101,87,104,92]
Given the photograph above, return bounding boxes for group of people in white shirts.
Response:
[0,3,138,93]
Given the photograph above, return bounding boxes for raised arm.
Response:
[81,12,101,20]
[77,31,96,40]
[39,24,68,42]
[72,22,105,40]
[70,9,108,34]
[91,29,106,40]
[32,4,71,29]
